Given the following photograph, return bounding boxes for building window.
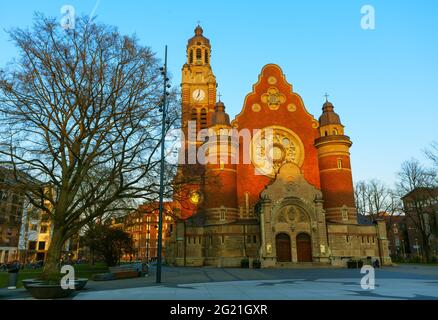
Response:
[337,159,343,169]
[341,207,348,221]
[40,226,48,234]
[247,235,252,244]
[253,235,257,243]
[220,207,226,221]
[200,108,207,129]
[189,50,193,64]
[205,49,209,64]
[199,236,202,244]
[221,235,225,244]
[38,241,46,251]
[333,128,338,135]
[191,108,197,121]
[220,159,225,171]
[28,241,37,250]
[196,48,202,61]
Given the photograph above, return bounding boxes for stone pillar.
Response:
[260,196,276,268]
[375,219,392,266]
[0,250,4,263]
[314,197,331,264]
[175,220,186,266]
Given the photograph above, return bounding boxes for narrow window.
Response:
[221,235,225,244]
[253,235,257,243]
[191,108,198,121]
[220,207,226,221]
[341,207,348,221]
[220,159,225,170]
[205,49,209,64]
[196,48,202,61]
[337,159,343,169]
[333,128,338,135]
[189,50,193,64]
[200,108,207,129]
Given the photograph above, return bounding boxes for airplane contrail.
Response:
[88,0,101,24]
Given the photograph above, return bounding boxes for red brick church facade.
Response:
[166,26,391,267]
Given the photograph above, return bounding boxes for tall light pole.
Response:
[156,46,170,284]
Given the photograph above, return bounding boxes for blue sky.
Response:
[1,0,437,187]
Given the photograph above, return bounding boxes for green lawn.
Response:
[0,263,109,288]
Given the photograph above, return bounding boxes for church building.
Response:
[166,26,391,268]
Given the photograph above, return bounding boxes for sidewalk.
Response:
[2,265,438,300]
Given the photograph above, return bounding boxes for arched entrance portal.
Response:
[296,233,312,262]
[276,233,292,262]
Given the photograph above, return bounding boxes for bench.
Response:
[92,262,149,281]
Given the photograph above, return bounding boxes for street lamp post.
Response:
[156,45,170,284]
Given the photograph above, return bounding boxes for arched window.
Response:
[324,131,328,136]
[333,128,338,135]
[220,207,226,221]
[196,48,202,61]
[189,50,193,64]
[337,159,343,169]
[205,49,209,64]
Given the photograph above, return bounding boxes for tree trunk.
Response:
[41,228,66,281]
[421,235,432,262]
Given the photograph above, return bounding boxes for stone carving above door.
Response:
[262,163,323,206]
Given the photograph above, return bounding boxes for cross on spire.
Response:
[324,92,329,102]
[197,20,201,26]
[218,92,222,102]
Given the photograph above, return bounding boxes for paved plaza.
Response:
[1,264,438,300]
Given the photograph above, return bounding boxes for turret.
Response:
[315,99,358,224]
[202,100,238,224]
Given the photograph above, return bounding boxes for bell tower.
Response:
[181,25,217,142]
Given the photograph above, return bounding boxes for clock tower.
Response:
[181,25,217,142]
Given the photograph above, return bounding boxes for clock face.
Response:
[192,89,206,102]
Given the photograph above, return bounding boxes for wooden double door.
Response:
[275,233,313,263]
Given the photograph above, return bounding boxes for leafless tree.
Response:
[0,14,180,278]
[397,159,438,262]
[355,179,402,222]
